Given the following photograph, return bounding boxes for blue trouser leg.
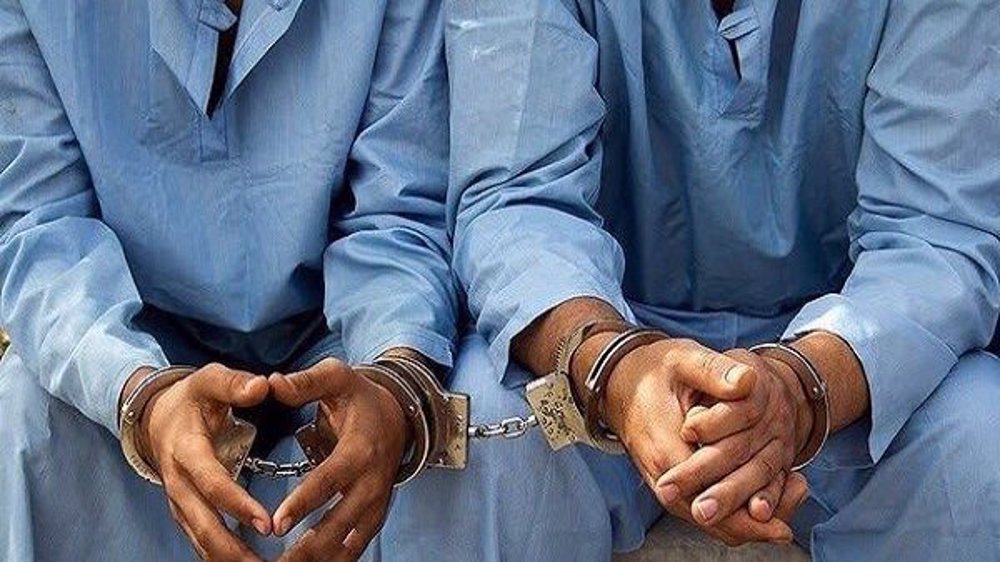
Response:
[797,351,1000,562]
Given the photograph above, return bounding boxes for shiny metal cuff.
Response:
[119,366,196,485]
[582,329,668,454]
[751,342,831,471]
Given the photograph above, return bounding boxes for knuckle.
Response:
[735,439,753,464]
[758,453,781,478]
[693,348,717,374]
[357,442,377,464]
[663,339,695,365]
[190,524,212,549]
[201,478,225,502]
[646,447,674,478]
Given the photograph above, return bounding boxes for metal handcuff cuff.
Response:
[120,323,697,486]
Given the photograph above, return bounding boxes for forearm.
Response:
[511,297,624,379]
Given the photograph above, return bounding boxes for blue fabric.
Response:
[0,0,459,437]
[447,0,1000,467]
[447,0,1000,559]
[0,333,664,561]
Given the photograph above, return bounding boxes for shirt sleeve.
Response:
[324,1,460,370]
[0,3,167,437]
[785,0,1000,467]
[445,0,633,385]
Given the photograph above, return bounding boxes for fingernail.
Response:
[725,366,748,385]
[658,483,680,503]
[276,517,292,536]
[253,518,269,535]
[695,497,719,522]
[753,497,772,519]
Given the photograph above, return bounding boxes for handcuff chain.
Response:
[243,413,540,479]
[243,457,314,479]
[467,413,538,440]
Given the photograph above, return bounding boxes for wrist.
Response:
[118,367,158,417]
[569,332,618,396]
[368,376,415,447]
[790,331,868,433]
[765,357,815,457]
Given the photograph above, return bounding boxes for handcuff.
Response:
[750,342,831,471]
[120,327,831,486]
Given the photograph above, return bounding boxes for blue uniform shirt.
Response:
[0,0,458,436]
[447,0,1000,467]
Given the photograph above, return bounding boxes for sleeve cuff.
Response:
[353,329,456,370]
[75,335,169,439]
[305,328,455,373]
[784,293,958,467]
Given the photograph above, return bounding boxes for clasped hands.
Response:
[589,337,816,546]
[131,358,409,562]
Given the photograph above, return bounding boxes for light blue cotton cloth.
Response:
[0,2,662,561]
[447,1,1000,560]
[0,0,459,438]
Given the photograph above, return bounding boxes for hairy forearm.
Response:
[511,297,625,379]
[790,331,870,433]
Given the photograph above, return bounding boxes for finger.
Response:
[669,344,756,401]
[680,399,763,445]
[190,364,269,407]
[713,509,794,546]
[334,497,391,562]
[273,437,369,536]
[691,439,787,526]
[773,472,810,523]
[167,498,209,561]
[174,434,271,534]
[632,422,697,493]
[269,358,354,408]
[280,485,381,562]
[655,430,766,502]
[749,471,786,522]
[167,474,262,562]
[662,497,792,546]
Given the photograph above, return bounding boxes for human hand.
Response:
[270,358,411,562]
[601,339,804,545]
[657,348,814,527]
[137,363,272,562]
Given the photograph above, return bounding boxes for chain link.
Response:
[467,413,538,440]
[243,457,314,479]
[243,413,540,479]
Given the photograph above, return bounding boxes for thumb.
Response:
[189,364,269,407]
[672,346,757,401]
[269,358,353,407]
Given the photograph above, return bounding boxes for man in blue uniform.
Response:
[0,2,605,561]
[446,1,1000,560]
